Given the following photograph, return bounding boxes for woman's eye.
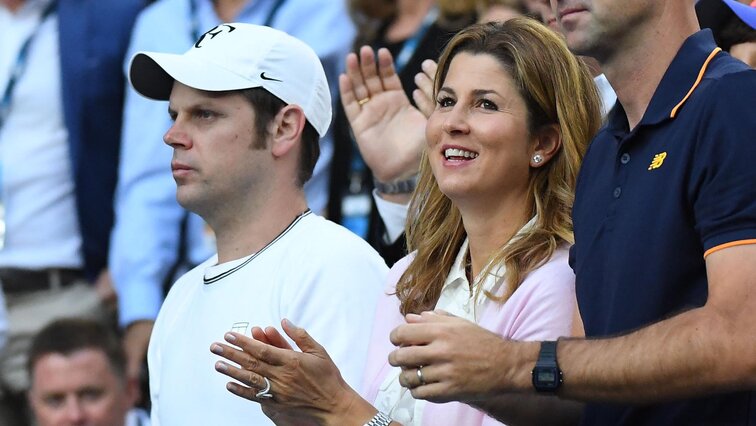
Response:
[437,97,455,108]
[479,99,498,110]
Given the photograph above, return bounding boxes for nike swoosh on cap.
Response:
[260,72,282,82]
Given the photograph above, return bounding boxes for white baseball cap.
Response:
[129,23,332,137]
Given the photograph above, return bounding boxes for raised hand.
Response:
[412,59,438,119]
[340,46,427,184]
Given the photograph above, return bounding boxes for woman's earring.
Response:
[532,154,544,164]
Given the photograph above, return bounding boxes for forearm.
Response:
[557,306,756,403]
[467,340,582,423]
[471,394,583,426]
[324,388,403,426]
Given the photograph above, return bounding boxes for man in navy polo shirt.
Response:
[387,1,756,425]
[562,0,756,423]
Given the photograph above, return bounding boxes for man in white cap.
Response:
[128,23,387,425]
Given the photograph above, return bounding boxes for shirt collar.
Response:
[606,29,721,133]
[443,216,538,296]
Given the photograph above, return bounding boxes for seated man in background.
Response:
[27,318,149,426]
[697,0,756,67]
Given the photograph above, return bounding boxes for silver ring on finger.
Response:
[256,376,273,399]
[416,366,426,386]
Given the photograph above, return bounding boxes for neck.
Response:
[1,0,25,12]
[601,7,699,130]
[209,185,308,264]
[457,191,531,280]
[387,0,435,42]
[213,0,246,22]
[581,56,602,78]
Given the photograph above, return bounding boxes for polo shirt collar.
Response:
[606,29,720,133]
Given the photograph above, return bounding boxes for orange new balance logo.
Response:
[648,152,667,170]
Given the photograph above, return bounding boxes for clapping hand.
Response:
[210,319,363,426]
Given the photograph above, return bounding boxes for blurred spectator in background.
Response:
[0,0,143,424]
[698,0,756,67]
[109,0,355,404]
[27,318,149,426]
[477,0,526,23]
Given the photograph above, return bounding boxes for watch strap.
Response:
[537,340,558,367]
[373,175,418,195]
[532,340,563,392]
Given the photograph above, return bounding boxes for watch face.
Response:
[532,366,561,391]
[536,369,557,383]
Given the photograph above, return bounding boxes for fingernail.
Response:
[283,318,297,328]
[225,333,236,343]
[210,344,223,355]
[215,361,227,372]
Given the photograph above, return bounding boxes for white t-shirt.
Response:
[148,212,388,426]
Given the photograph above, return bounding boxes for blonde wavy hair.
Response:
[396,18,602,315]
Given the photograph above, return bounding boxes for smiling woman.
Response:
[400,17,602,316]
[211,18,602,426]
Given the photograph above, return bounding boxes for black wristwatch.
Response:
[532,340,563,392]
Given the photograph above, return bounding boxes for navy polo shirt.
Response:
[571,30,756,425]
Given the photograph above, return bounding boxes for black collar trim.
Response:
[203,209,311,285]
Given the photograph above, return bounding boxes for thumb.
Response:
[281,319,325,355]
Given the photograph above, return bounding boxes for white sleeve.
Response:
[372,189,409,245]
[147,310,163,426]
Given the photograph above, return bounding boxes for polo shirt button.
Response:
[620,153,630,164]
[613,187,622,198]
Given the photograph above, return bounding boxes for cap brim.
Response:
[129,52,263,100]
[723,0,756,29]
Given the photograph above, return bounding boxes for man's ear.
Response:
[529,123,562,168]
[270,105,306,158]
[125,376,140,407]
